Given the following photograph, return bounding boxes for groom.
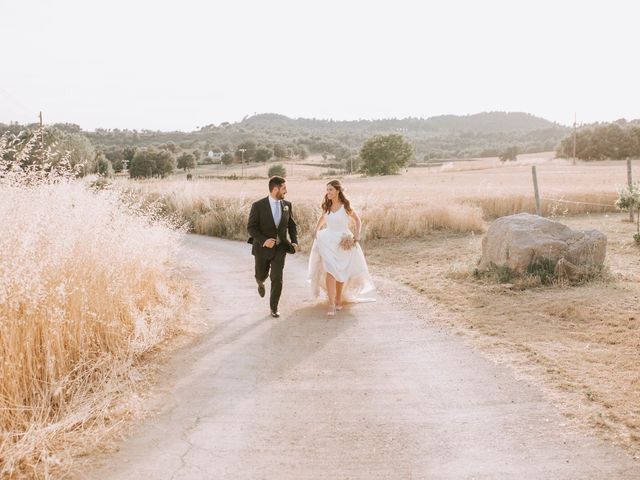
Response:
[247,176,298,318]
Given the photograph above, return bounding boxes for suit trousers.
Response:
[254,244,287,312]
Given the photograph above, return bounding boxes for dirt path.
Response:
[86,235,639,479]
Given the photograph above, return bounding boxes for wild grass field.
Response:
[129,152,626,244]
[127,152,640,456]
[0,144,193,478]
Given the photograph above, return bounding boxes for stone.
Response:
[478,213,607,274]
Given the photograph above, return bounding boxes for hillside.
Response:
[1,112,569,160]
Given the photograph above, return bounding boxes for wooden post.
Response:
[39,111,44,149]
[572,113,577,166]
[628,159,634,222]
[532,165,541,216]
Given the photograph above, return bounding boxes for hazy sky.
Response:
[1,0,638,131]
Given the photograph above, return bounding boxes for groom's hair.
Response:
[269,176,286,192]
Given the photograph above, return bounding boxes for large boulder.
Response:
[479,213,606,274]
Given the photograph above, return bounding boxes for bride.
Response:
[308,180,375,316]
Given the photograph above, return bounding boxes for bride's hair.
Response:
[322,179,352,214]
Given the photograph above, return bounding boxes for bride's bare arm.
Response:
[350,209,362,241]
[314,213,327,238]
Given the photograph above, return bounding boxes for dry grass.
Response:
[0,147,191,477]
[365,212,640,457]
[126,182,485,252]
[125,153,634,241]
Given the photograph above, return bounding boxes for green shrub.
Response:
[495,264,515,283]
[527,257,557,284]
[268,164,286,177]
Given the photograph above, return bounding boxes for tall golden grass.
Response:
[0,137,190,478]
[127,182,485,252]
[128,181,616,250]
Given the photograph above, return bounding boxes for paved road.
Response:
[86,235,639,479]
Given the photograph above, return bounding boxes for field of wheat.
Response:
[0,151,191,477]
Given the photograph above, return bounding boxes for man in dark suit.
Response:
[247,176,298,318]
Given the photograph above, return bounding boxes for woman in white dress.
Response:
[308,180,375,316]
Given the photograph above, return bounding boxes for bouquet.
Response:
[339,234,356,250]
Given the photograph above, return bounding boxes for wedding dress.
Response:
[308,205,375,302]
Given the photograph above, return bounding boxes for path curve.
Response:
[86,235,639,479]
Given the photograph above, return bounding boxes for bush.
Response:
[495,264,515,283]
[499,146,518,162]
[221,152,234,165]
[527,257,557,284]
[268,163,287,177]
[616,182,640,242]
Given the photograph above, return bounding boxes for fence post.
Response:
[628,159,634,222]
[532,165,541,216]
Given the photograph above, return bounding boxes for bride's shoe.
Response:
[327,304,336,316]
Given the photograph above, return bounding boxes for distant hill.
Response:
[234,112,563,134]
[1,111,570,161]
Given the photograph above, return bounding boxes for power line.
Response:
[0,86,36,119]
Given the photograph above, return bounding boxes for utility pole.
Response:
[39,111,44,149]
[572,112,577,166]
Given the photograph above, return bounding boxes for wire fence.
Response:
[540,197,617,208]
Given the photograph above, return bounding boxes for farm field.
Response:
[134,152,629,217]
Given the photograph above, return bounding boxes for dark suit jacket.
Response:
[247,197,298,258]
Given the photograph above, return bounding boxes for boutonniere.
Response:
[283,205,289,212]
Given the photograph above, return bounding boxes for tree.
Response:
[255,147,272,163]
[359,134,413,175]
[95,153,114,177]
[129,150,156,178]
[297,145,309,160]
[235,140,257,162]
[273,143,288,159]
[268,164,286,177]
[104,147,125,172]
[154,150,176,177]
[221,153,234,165]
[177,152,196,172]
[123,146,137,162]
[557,123,640,160]
[129,148,176,178]
[162,142,179,153]
[53,130,96,173]
[499,146,518,162]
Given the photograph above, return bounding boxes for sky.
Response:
[1,0,639,131]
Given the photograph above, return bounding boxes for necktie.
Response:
[274,201,281,226]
